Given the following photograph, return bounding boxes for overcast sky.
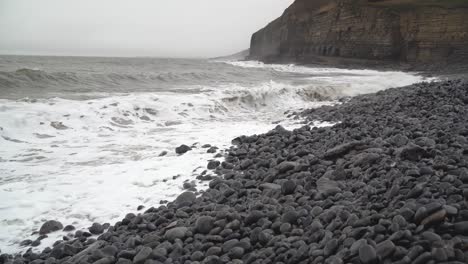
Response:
[0,0,293,58]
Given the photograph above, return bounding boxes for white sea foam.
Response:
[0,62,430,253]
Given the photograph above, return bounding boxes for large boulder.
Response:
[175,144,192,155]
[39,220,63,235]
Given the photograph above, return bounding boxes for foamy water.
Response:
[0,56,431,253]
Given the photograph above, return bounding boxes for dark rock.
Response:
[277,161,296,173]
[454,221,468,235]
[412,252,432,264]
[63,225,75,232]
[359,244,377,264]
[282,210,298,224]
[324,141,364,159]
[39,220,63,235]
[376,240,395,259]
[207,160,221,170]
[421,209,446,226]
[117,250,135,259]
[164,227,187,241]
[324,238,338,257]
[259,183,281,190]
[50,122,68,130]
[89,223,104,235]
[133,247,152,264]
[206,246,222,256]
[191,251,204,261]
[195,216,214,234]
[175,145,191,155]
[116,258,132,264]
[20,239,33,247]
[281,180,296,195]
[228,247,244,259]
[174,191,196,206]
[399,144,429,161]
[207,147,218,153]
[245,210,264,225]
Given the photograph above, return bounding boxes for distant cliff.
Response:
[249,0,468,67]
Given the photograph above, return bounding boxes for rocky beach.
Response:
[2,78,468,264]
[2,0,468,263]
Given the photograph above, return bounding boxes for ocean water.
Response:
[0,55,429,253]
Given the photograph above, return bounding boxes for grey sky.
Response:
[0,0,293,58]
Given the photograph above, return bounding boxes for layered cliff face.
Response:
[249,0,468,66]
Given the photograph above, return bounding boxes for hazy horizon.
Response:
[0,0,293,58]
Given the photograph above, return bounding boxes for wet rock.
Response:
[89,223,105,235]
[50,122,68,130]
[31,240,41,247]
[174,191,196,207]
[207,160,221,170]
[20,239,33,247]
[207,147,218,153]
[39,220,63,235]
[182,181,195,190]
[175,145,191,155]
[63,225,75,232]
[139,116,150,121]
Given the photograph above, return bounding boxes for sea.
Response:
[0,55,430,253]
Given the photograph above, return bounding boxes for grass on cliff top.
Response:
[367,0,468,8]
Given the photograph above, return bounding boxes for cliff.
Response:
[249,0,468,68]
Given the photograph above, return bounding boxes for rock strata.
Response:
[4,79,468,263]
[249,0,468,68]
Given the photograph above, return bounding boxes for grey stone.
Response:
[39,220,63,235]
[164,227,188,241]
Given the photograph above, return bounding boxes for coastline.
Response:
[246,55,468,80]
[3,77,468,263]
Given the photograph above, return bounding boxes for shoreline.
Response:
[247,55,468,80]
[3,78,468,263]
